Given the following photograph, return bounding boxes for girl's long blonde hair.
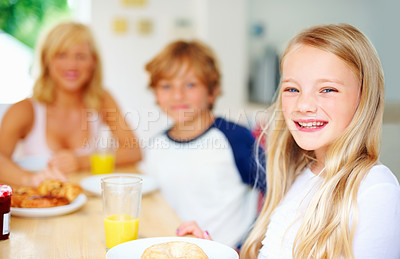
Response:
[33,22,104,110]
[240,24,384,259]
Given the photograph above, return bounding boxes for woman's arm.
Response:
[0,99,66,186]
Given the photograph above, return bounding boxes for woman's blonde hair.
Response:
[33,21,104,110]
[145,40,221,109]
[240,24,384,259]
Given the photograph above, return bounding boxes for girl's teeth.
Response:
[298,121,324,128]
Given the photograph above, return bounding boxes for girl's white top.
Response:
[258,165,400,259]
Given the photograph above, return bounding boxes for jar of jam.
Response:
[0,184,12,240]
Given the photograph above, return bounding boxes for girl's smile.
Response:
[281,44,360,160]
[294,119,328,132]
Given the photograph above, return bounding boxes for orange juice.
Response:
[91,153,115,174]
[104,214,139,249]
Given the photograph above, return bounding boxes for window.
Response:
[0,0,71,104]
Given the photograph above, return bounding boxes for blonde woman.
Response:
[0,22,141,186]
[178,24,400,258]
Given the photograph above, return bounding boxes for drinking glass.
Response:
[91,134,118,175]
[101,176,142,250]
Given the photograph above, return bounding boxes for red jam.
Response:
[0,184,12,240]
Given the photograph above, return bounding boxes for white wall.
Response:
[89,0,191,143]
[369,0,400,102]
[382,124,400,179]
[82,0,248,144]
[195,0,249,121]
[248,0,400,102]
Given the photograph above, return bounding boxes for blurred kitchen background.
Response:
[1,0,399,179]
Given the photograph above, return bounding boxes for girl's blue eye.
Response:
[321,88,337,93]
[161,84,171,89]
[284,88,299,93]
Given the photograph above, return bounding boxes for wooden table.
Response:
[0,168,182,258]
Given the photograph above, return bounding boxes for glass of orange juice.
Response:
[91,133,118,175]
[91,153,115,175]
[101,176,142,250]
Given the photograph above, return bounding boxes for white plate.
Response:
[106,236,238,259]
[11,193,87,218]
[80,173,158,196]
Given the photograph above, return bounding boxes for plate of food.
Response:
[106,236,239,259]
[11,180,87,217]
[80,173,158,196]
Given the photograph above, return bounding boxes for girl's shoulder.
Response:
[358,164,400,199]
[364,164,398,185]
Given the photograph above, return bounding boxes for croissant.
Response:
[11,180,82,208]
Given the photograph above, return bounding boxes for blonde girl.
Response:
[240,24,400,258]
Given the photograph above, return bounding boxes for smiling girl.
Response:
[241,23,400,258]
